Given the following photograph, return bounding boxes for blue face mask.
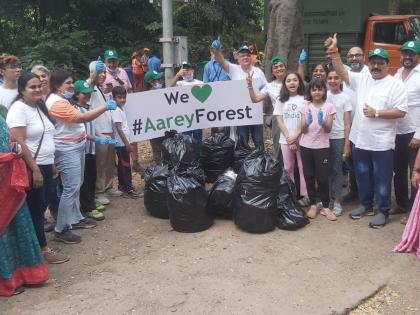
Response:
[62,90,74,99]
[183,74,194,82]
[154,83,163,89]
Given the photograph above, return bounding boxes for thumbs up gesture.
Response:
[211,36,222,52]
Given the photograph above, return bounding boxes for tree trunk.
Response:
[388,0,400,14]
[264,0,304,79]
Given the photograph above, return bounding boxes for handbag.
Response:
[27,107,45,188]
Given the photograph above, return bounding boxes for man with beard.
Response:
[325,34,408,228]
[341,46,370,203]
[393,41,420,223]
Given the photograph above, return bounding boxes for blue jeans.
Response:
[353,147,393,215]
[237,124,264,149]
[54,143,85,232]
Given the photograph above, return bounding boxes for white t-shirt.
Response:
[327,91,352,139]
[176,79,203,86]
[261,81,282,106]
[90,86,113,134]
[347,71,408,151]
[0,85,18,109]
[111,106,130,147]
[273,95,304,144]
[343,65,370,118]
[394,65,420,137]
[228,64,267,92]
[6,100,55,164]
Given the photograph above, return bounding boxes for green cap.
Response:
[181,61,192,68]
[368,48,389,60]
[144,70,163,84]
[270,55,286,66]
[74,80,93,94]
[237,45,251,54]
[104,50,119,60]
[401,41,420,53]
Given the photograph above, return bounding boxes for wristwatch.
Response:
[374,110,379,118]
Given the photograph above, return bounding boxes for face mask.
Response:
[183,74,194,82]
[62,90,74,99]
[154,83,163,89]
[106,66,118,75]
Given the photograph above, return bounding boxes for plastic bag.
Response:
[167,167,213,233]
[144,164,170,219]
[233,150,281,233]
[276,170,309,230]
[162,131,198,169]
[232,140,252,173]
[200,133,235,183]
[207,169,236,218]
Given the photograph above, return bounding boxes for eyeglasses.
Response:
[347,54,363,59]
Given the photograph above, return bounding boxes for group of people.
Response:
[0,33,419,296]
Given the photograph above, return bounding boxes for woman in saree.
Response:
[0,114,48,296]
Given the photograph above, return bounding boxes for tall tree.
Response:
[264,0,303,79]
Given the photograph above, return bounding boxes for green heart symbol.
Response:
[191,84,212,103]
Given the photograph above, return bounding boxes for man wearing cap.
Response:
[393,41,420,222]
[211,38,267,148]
[103,49,133,97]
[325,34,408,228]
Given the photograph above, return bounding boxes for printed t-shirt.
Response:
[103,68,132,98]
[46,93,86,150]
[394,64,420,138]
[7,100,55,164]
[347,71,408,151]
[299,102,336,149]
[273,95,305,144]
[111,106,130,147]
[0,86,18,109]
[326,91,352,139]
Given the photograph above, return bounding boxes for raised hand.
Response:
[211,36,222,51]
[317,109,324,125]
[246,71,254,88]
[95,56,105,74]
[324,33,338,51]
[299,49,307,65]
[305,109,313,125]
[105,98,117,110]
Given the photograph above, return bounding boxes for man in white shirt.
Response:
[212,40,267,149]
[326,34,408,228]
[393,41,420,220]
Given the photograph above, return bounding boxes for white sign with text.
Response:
[124,80,263,141]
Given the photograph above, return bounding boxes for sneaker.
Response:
[124,189,141,199]
[307,205,318,219]
[332,203,343,216]
[88,209,105,221]
[298,196,310,207]
[106,188,124,197]
[95,193,110,205]
[342,191,358,203]
[72,218,97,229]
[369,212,387,229]
[349,206,374,220]
[320,208,337,221]
[43,247,70,264]
[54,228,81,244]
[132,160,145,177]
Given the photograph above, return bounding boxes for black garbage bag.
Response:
[233,150,281,233]
[167,167,213,233]
[144,164,170,219]
[276,170,309,230]
[207,169,236,218]
[232,140,252,173]
[200,133,235,183]
[162,131,198,169]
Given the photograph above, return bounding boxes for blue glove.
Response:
[317,109,324,125]
[95,56,105,74]
[299,49,307,65]
[305,109,313,125]
[94,136,109,145]
[211,36,222,51]
[105,99,117,110]
[107,138,121,146]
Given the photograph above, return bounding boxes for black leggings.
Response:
[300,146,330,208]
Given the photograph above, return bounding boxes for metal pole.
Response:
[161,0,174,86]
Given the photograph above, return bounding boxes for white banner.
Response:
[124,80,263,141]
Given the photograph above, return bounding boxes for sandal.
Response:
[320,208,337,221]
[307,205,318,219]
[95,204,106,211]
[88,209,105,221]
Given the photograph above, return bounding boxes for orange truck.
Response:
[303,0,420,74]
